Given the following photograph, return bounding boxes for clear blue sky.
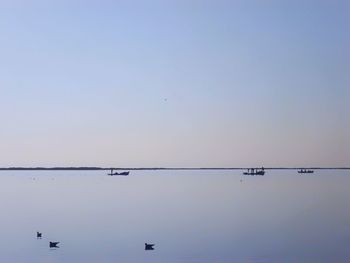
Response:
[0,0,349,167]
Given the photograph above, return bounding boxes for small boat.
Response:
[36,232,42,239]
[298,169,314,174]
[49,242,60,248]
[243,167,265,176]
[145,243,155,250]
[108,169,130,176]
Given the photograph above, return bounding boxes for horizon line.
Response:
[0,167,349,171]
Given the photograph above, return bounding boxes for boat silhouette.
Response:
[107,169,129,176]
[36,232,42,239]
[145,243,155,250]
[49,242,60,248]
[243,167,265,176]
[298,169,314,174]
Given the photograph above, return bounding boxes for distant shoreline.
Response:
[0,167,349,171]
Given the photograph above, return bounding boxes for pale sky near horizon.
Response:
[0,0,349,167]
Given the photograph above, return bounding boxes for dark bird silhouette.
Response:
[145,243,155,250]
[49,242,60,248]
[36,232,42,239]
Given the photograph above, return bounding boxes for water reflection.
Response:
[0,170,349,262]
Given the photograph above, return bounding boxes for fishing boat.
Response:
[108,169,130,176]
[243,167,265,176]
[298,169,314,174]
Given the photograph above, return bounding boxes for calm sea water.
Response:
[0,170,349,263]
